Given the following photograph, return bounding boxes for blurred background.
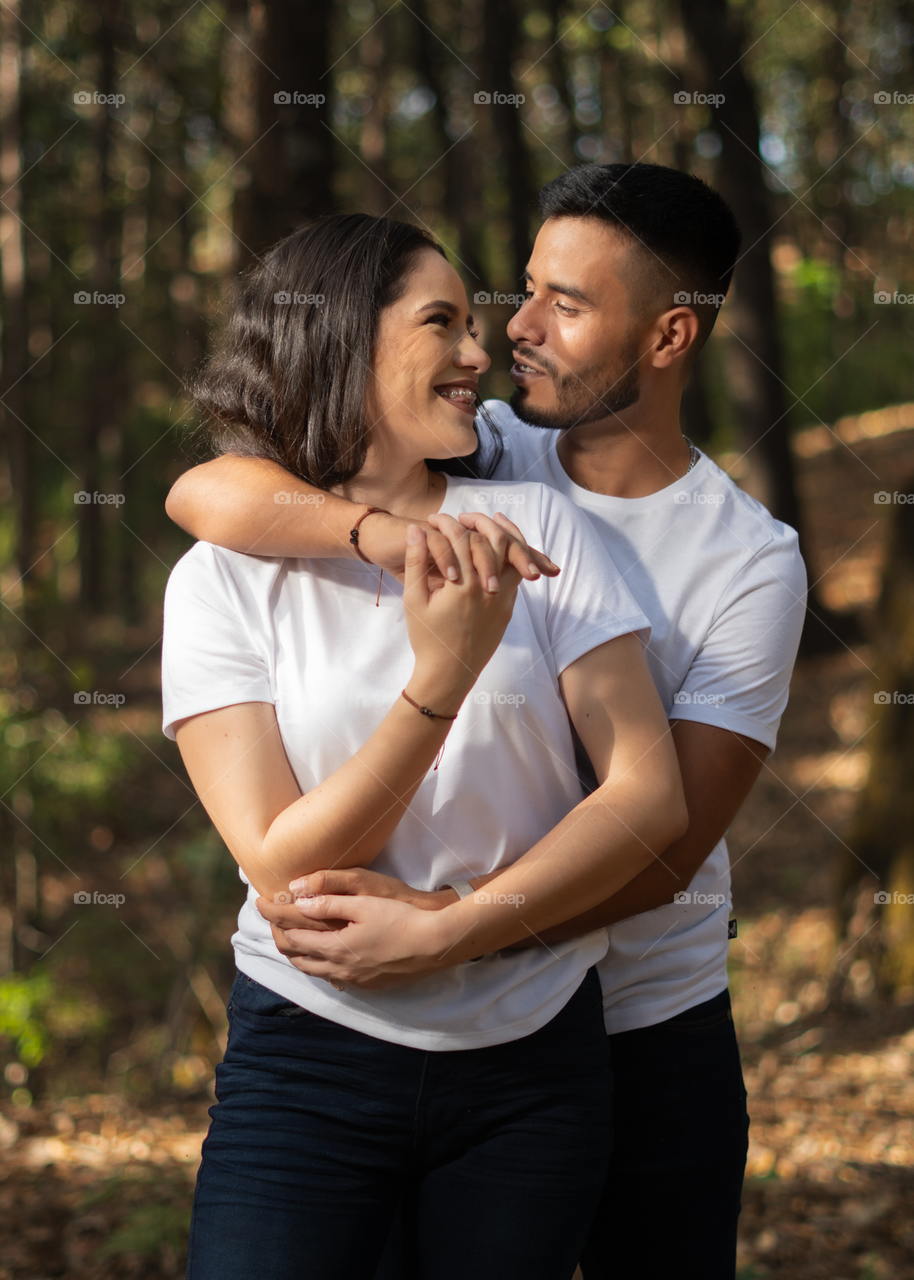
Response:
[1,1,914,1276]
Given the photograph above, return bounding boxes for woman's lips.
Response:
[435,385,478,416]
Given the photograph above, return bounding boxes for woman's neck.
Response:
[333,459,447,522]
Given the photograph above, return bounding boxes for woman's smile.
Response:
[434,380,478,416]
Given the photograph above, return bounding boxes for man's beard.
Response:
[509,343,642,431]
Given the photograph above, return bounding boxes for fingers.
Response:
[423,527,460,583]
[491,510,559,577]
[431,511,500,592]
[425,513,479,588]
[294,893,363,924]
[257,895,333,930]
[402,524,430,608]
[289,868,363,897]
[458,511,560,581]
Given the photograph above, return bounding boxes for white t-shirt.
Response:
[161,475,649,1051]
[484,400,807,1034]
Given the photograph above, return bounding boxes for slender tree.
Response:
[679,0,856,653]
[482,0,536,286]
[0,0,31,586]
[226,0,335,262]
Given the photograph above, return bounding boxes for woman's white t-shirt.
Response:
[161,475,650,1051]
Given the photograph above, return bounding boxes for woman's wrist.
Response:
[403,669,469,720]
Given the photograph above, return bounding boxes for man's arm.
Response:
[260,719,765,943]
[166,455,558,586]
[524,720,767,940]
[261,633,691,984]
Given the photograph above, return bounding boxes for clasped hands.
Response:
[255,868,467,991]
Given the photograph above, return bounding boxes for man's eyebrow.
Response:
[522,270,592,305]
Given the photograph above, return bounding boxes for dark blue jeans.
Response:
[580,986,750,1280]
[186,968,612,1280]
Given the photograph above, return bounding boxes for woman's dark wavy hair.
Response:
[192,214,501,487]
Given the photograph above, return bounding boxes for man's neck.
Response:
[554,400,692,499]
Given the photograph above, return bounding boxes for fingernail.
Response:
[447,566,459,580]
[406,525,420,544]
[546,559,559,570]
[289,878,306,891]
[487,576,499,593]
[527,563,541,577]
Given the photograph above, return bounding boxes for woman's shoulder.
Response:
[166,540,285,605]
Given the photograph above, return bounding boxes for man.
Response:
[167,162,806,1278]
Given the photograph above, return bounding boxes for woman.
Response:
[163,214,685,1280]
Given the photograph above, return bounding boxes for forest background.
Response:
[2,2,914,1276]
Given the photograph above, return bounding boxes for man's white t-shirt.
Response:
[161,474,649,1052]
[484,400,807,1034]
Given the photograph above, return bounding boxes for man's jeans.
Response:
[186,968,612,1280]
[580,986,750,1280]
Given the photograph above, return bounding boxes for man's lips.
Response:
[434,381,478,415]
[510,357,548,384]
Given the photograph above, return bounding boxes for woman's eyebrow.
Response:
[416,299,460,316]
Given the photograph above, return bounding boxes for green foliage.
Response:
[0,972,52,1066]
[0,970,107,1067]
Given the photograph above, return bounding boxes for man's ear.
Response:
[650,306,700,371]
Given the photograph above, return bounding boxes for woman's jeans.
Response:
[186,968,612,1280]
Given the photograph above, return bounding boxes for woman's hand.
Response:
[256,867,452,938]
[360,508,558,592]
[402,518,523,711]
[269,893,456,990]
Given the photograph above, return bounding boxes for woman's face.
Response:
[365,249,491,467]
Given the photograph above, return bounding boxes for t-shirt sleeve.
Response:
[536,485,651,676]
[671,535,807,751]
[161,543,275,740]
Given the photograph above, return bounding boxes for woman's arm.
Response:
[174,526,521,902]
[271,632,689,985]
[166,456,558,587]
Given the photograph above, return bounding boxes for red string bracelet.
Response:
[401,689,458,770]
[350,507,391,606]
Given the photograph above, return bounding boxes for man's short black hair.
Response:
[538,162,742,355]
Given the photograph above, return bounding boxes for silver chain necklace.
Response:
[683,435,700,474]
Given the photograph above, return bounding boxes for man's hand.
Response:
[263,893,453,990]
[256,867,456,959]
[360,509,558,592]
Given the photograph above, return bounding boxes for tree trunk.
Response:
[358,11,392,216]
[79,0,120,612]
[227,0,335,263]
[679,0,857,654]
[483,0,536,286]
[0,0,31,589]
[844,478,914,996]
[410,0,488,289]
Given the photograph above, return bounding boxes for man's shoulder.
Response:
[697,457,802,560]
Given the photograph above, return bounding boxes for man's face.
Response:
[507,216,655,431]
